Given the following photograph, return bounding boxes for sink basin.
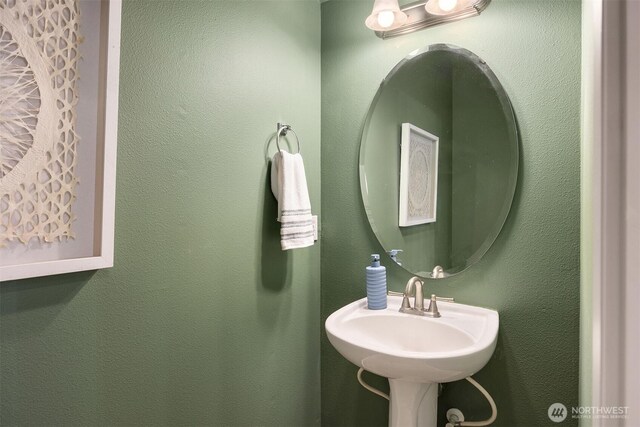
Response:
[325,295,498,427]
[325,295,498,383]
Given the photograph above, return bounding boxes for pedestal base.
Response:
[388,379,438,427]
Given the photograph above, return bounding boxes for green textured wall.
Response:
[0,1,321,426]
[321,1,581,427]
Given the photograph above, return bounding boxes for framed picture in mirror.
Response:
[399,123,438,227]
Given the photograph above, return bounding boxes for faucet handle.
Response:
[388,290,413,310]
[401,295,412,311]
[431,294,455,302]
[423,295,455,318]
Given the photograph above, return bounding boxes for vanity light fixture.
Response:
[425,0,475,15]
[365,0,408,31]
[368,0,491,39]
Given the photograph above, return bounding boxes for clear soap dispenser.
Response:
[366,254,387,309]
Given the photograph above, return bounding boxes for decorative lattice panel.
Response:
[0,0,80,245]
[407,131,435,220]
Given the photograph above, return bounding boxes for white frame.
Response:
[583,0,640,422]
[398,123,439,227]
[0,0,121,282]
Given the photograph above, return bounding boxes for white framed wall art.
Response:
[0,0,121,281]
[399,123,439,227]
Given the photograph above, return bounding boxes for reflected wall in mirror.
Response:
[360,44,518,278]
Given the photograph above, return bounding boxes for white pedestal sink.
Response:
[325,295,498,427]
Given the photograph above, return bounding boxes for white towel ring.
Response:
[276,123,301,154]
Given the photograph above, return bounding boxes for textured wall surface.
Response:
[0,1,321,425]
[320,1,581,426]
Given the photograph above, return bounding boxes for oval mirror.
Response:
[360,44,518,278]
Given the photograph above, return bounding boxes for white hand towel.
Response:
[271,151,315,250]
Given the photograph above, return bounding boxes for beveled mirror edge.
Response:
[358,43,520,279]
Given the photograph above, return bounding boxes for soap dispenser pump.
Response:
[388,249,403,266]
[366,254,387,310]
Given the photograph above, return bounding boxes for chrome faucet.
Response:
[400,276,425,314]
[398,276,455,317]
[431,265,445,279]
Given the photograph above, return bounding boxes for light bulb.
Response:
[438,0,458,11]
[377,10,395,28]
